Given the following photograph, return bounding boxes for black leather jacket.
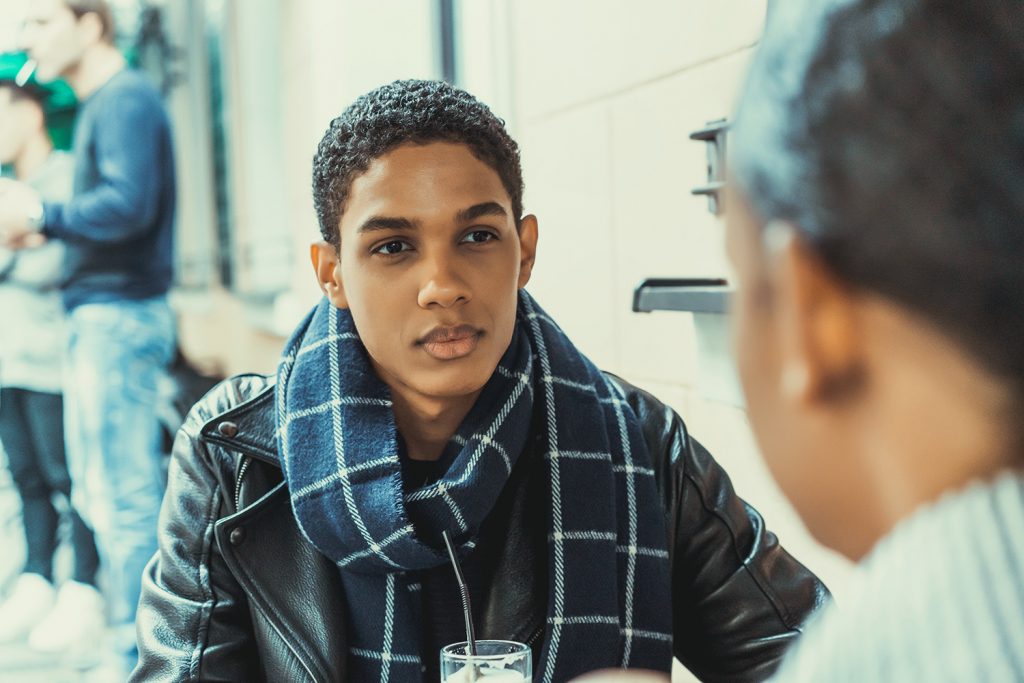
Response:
[132,373,828,683]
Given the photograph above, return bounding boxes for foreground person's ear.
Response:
[763,220,865,407]
[310,240,349,309]
[517,214,539,289]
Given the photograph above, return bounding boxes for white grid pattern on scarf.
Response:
[618,545,670,559]
[452,434,513,474]
[349,648,420,665]
[277,331,361,372]
[438,482,470,533]
[277,397,393,439]
[612,464,655,477]
[527,295,568,683]
[380,573,398,682]
[601,373,640,666]
[543,374,596,392]
[292,454,400,501]
[550,530,617,542]
[403,367,532,505]
[550,450,613,461]
[325,310,404,569]
[337,525,415,568]
[296,332,360,358]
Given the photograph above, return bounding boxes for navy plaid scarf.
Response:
[277,292,672,682]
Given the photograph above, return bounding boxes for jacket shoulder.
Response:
[601,371,694,515]
[603,372,690,461]
[187,373,275,427]
[165,373,279,511]
[179,373,277,462]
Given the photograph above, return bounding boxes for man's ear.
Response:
[77,11,106,46]
[517,214,539,289]
[765,221,865,406]
[310,240,348,309]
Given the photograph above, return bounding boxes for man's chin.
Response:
[406,361,496,402]
[415,376,491,402]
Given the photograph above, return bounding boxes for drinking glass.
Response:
[440,640,532,682]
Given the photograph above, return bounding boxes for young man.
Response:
[133,80,825,683]
[0,51,103,651]
[0,0,176,674]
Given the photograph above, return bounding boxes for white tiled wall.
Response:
[511,0,766,122]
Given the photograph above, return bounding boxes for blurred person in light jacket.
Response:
[0,50,103,651]
[0,0,176,675]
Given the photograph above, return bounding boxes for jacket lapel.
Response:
[202,383,348,682]
[215,480,347,682]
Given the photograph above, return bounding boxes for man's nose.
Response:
[416,252,471,309]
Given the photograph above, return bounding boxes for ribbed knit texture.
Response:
[773,472,1024,682]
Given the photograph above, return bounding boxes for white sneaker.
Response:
[27,580,105,654]
[0,573,55,642]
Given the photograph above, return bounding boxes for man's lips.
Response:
[416,325,483,360]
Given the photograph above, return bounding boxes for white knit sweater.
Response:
[773,472,1024,682]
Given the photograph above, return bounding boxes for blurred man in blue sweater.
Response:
[0,0,175,675]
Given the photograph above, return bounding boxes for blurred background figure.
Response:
[0,49,104,652]
[0,0,176,677]
[727,0,1024,679]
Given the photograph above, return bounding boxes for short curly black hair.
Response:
[312,79,524,248]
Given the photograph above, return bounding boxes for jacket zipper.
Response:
[227,454,323,682]
[234,456,251,511]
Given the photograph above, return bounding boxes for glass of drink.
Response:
[440,640,532,682]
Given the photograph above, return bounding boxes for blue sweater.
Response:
[42,69,175,310]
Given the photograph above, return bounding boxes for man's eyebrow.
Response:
[356,216,418,234]
[456,202,508,223]
[356,203,507,233]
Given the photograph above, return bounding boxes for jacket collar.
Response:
[199,380,280,466]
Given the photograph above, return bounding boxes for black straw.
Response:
[442,530,477,661]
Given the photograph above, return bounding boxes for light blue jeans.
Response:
[64,297,175,672]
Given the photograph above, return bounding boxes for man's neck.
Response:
[65,45,126,100]
[14,134,52,181]
[390,386,482,462]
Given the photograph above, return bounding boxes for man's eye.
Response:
[373,240,411,256]
[462,230,497,244]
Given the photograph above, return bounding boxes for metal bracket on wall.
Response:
[632,278,731,314]
[689,118,729,215]
[631,119,733,315]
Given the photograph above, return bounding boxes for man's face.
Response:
[0,87,36,165]
[22,0,87,83]
[330,141,537,402]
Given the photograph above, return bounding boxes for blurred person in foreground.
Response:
[724,0,1024,679]
[132,79,826,682]
[0,0,176,674]
[0,50,104,652]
